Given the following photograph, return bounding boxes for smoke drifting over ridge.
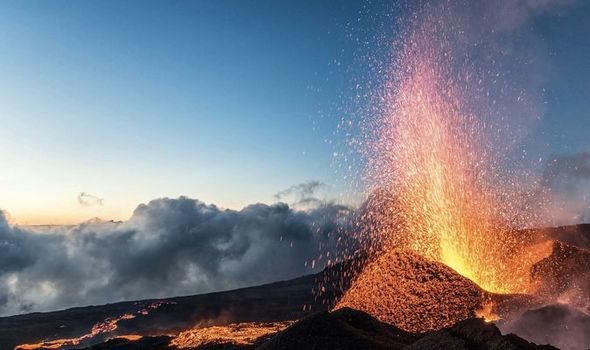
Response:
[0,195,352,317]
[274,181,325,202]
[543,153,590,224]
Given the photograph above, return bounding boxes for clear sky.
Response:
[0,1,589,225]
[0,1,372,224]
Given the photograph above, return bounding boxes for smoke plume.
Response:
[77,192,104,207]
[542,153,590,224]
[499,304,590,350]
[273,180,327,208]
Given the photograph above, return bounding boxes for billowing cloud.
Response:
[77,192,104,207]
[0,196,352,316]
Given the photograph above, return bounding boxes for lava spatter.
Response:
[333,0,553,331]
[335,249,487,333]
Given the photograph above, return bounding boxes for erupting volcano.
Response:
[334,0,563,333]
[2,1,589,350]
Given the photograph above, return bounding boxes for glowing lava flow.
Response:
[171,321,293,348]
[14,301,170,350]
[476,302,500,323]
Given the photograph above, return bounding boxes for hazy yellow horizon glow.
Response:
[3,202,133,226]
[2,193,277,226]
[0,157,285,226]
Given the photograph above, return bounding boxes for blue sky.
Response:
[0,1,373,224]
[533,6,590,153]
[0,1,588,224]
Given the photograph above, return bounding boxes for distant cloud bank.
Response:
[0,195,351,316]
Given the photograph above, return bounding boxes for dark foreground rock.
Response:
[259,309,556,350]
[258,308,418,350]
[407,317,556,350]
[84,336,172,350]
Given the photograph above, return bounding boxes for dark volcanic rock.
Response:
[546,224,590,250]
[257,309,555,350]
[404,329,467,350]
[499,304,590,350]
[406,318,556,350]
[257,307,418,350]
[531,240,590,310]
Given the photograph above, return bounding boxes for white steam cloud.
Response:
[0,194,352,316]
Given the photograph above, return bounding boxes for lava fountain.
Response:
[335,1,553,331]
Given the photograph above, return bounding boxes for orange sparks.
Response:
[333,1,555,332]
[356,1,549,294]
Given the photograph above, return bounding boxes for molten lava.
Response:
[171,321,293,348]
[14,301,171,350]
[476,302,500,323]
[112,335,143,341]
